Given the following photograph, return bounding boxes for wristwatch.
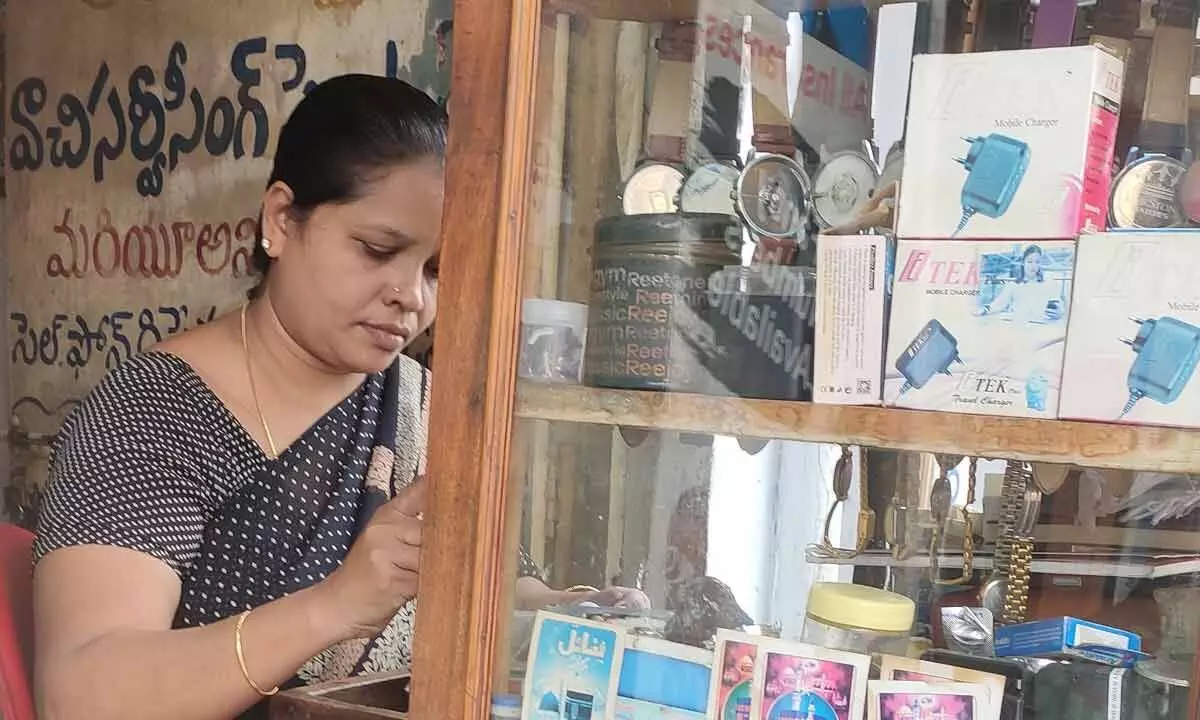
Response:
[979,462,1041,625]
[679,159,742,216]
[734,151,812,238]
[620,161,686,215]
[1109,152,1189,229]
[812,150,880,229]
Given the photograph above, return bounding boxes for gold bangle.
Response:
[235,609,280,697]
[565,585,600,593]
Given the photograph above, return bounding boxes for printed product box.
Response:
[884,240,1076,418]
[995,617,1142,666]
[522,612,624,720]
[709,630,760,720]
[815,235,892,405]
[614,636,711,719]
[1060,232,1200,428]
[898,45,1124,239]
[750,637,871,720]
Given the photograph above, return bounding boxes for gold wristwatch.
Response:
[980,462,1041,624]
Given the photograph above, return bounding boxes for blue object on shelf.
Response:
[1120,315,1200,418]
[895,319,963,397]
[953,134,1031,236]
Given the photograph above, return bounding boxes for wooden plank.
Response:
[270,673,409,720]
[546,0,700,22]
[409,0,539,719]
[515,382,1200,473]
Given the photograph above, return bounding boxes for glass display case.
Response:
[410,1,1200,720]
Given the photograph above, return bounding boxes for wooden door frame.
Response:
[409,0,541,719]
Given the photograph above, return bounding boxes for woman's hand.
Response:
[579,586,651,610]
[311,482,426,639]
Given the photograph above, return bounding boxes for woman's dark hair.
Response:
[1015,244,1044,283]
[251,73,448,282]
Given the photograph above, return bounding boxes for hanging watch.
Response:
[979,462,1041,625]
[812,150,880,228]
[1109,154,1189,229]
[621,162,686,215]
[735,152,812,238]
[928,455,963,580]
[679,161,741,215]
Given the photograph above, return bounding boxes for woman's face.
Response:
[1023,250,1041,280]
[262,157,444,373]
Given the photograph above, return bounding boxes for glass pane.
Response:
[498,3,1199,720]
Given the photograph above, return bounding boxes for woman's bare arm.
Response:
[35,546,348,720]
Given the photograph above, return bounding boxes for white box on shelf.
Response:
[883,240,1076,418]
[815,235,891,405]
[1061,232,1200,428]
[897,45,1123,240]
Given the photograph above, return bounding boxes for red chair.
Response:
[0,523,36,720]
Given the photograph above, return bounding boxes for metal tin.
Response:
[585,213,741,394]
[680,162,740,215]
[1109,155,1189,229]
[621,162,686,215]
[813,150,880,228]
[708,265,816,401]
[735,153,812,238]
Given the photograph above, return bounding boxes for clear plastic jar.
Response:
[800,582,915,656]
[490,693,522,720]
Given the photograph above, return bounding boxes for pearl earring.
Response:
[261,237,272,252]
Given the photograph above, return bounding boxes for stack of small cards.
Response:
[519,613,1003,720]
[872,655,1004,720]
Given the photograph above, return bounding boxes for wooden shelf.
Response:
[514,382,1200,473]
[544,0,700,22]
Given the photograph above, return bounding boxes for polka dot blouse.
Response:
[33,350,544,708]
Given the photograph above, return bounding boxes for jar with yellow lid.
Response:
[801,582,916,656]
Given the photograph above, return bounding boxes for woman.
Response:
[977,244,1063,325]
[32,74,644,720]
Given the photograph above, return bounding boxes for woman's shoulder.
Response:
[83,350,210,409]
[59,350,231,451]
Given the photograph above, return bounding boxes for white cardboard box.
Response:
[884,240,1076,418]
[815,235,890,405]
[898,46,1124,240]
[1061,232,1200,428]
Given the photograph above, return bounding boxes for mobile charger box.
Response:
[815,235,892,405]
[883,240,1075,418]
[1060,232,1200,428]
[995,617,1142,667]
[898,45,1124,239]
[615,636,711,718]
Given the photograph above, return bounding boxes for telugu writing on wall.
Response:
[5,0,452,442]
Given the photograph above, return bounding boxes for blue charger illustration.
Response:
[895,319,964,397]
[1118,315,1200,419]
[951,134,1031,237]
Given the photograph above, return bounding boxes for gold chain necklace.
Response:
[240,302,279,459]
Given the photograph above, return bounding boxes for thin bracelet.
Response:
[235,609,280,697]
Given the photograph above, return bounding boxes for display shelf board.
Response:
[514,382,1200,473]
[545,0,701,22]
[803,549,1200,580]
[544,0,914,22]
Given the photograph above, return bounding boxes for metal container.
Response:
[708,265,816,400]
[585,213,741,394]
